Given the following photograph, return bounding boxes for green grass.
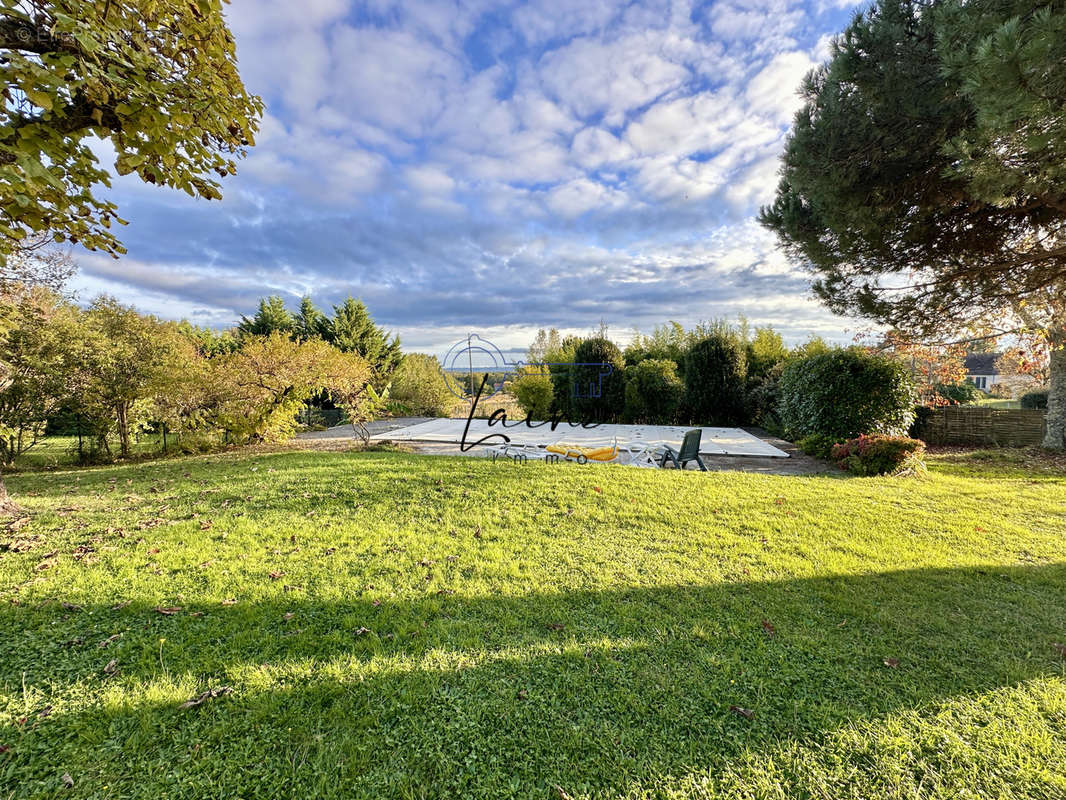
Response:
[1,448,1064,799]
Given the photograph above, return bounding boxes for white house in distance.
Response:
[964,353,1040,397]
[964,353,1000,391]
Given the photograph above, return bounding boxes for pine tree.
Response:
[237,296,294,338]
[326,297,401,378]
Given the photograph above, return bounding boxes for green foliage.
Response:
[779,348,918,441]
[745,327,789,381]
[683,334,748,425]
[293,296,329,342]
[389,354,453,417]
[797,433,839,460]
[935,381,985,406]
[570,337,626,422]
[831,434,927,477]
[238,296,294,338]
[511,370,554,420]
[0,0,262,262]
[326,297,402,380]
[624,359,683,424]
[176,321,239,357]
[1021,390,1049,410]
[545,336,579,418]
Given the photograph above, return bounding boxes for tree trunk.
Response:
[0,469,19,516]
[1044,329,1066,450]
[116,403,131,457]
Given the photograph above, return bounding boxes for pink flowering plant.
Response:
[830,434,927,477]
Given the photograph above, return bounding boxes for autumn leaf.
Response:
[62,772,74,788]
[547,622,565,631]
[593,486,602,494]
[268,571,285,580]
[761,619,775,636]
[154,606,182,615]
[883,657,900,668]
[103,659,118,675]
[221,598,238,606]
[111,600,131,610]
[283,612,295,621]
[729,705,754,719]
[1053,642,1066,658]
[98,633,121,648]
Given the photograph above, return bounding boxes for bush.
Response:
[683,334,748,425]
[624,359,683,423]
[1021,389,1049,410]
[570,338,626,422]
[511,371,554,420]
[389,354,454,417]
[797,433,838,460]
[779,348,917,440]
[934,381,984,405]
[830,434,926,476]
[746,362,786,433]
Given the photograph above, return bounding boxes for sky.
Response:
[70,0,866,354]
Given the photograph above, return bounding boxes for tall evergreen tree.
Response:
[293,296,329,342]
[759,0,1066,448]
[326,297,401,377]
[237,296,294,338]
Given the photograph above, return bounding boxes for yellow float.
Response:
[545,443,619,463]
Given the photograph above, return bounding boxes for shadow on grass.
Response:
[3,563,1065,797]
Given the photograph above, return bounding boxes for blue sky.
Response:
[71,0,865,353]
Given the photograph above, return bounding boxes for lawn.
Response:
[1,448,1064,799]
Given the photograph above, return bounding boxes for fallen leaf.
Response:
[103,659,118,675]
[179,686,233,710]
[283,612,295,621]
[554,785,574,800]
[268,571,285,580]
[1053,643,1066,658]
[220,598,237,606]
[98,633,121,648]
[154,606,182,615]
[761,619,775,636]
[38,705,53,718]
[593,486,602,494]
[61,772,74,788]
[547,622,565,631]
[61,602,82,612]
[883,657,900,668]
[729,705,754,719]
[836,620,847,628]
[516,688,528,700]
[199,520,213,530]
[147,547,159,554]
[6,517,30,532]
[110,600,131,610]
[354,626,371,636]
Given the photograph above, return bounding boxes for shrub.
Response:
[830,434,926,476]
[512,370,554,420]
[779,348,917,440]
[797,433,838,460]
[746,362,786,433]
[570,338,626,422]
[683,334,748,425]
[1021,389,1049,410]
[389,354,454,417]
[624,359,683,423]
[934,381,984,405]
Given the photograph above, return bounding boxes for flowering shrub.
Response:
[830,434,926,477]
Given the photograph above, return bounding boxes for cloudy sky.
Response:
[71,0,865,353]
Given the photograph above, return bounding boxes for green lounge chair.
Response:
[660,429,708,471]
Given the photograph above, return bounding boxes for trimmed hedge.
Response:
[570,337,626,422]
[683,334,748,425]
[831,434,926,476]
[1021,390,1049,410]
[779,348,917,440]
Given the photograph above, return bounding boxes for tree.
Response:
[389,354,453,417]
[293,296,328,342]
[326,297,401,379]
[746,327,789,382]
[0,285,79,465]
[684,334,748,425]
[0,0,262,262]
[760,0,1066,446]
[570,337,626,422]
[75,297,186,457]
[238,296,294,338]
[1,232,75,290]
[624,359,683,424]
[204,333,370,443]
